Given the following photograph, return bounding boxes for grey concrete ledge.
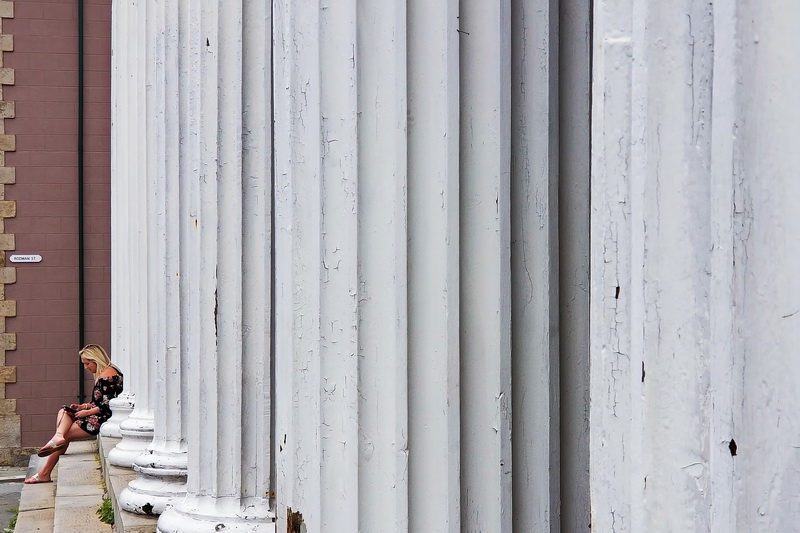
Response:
[98,435,158,533]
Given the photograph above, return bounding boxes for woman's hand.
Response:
[75,409,92,419]
[69,403,82,410]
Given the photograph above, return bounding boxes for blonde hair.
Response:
[79,344,111,381]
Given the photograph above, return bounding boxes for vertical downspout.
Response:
[77,0,86,403]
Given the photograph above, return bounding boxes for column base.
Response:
[156,496,275,533]
[101,394,135,438]
[119,445,188,515]
[108,411,154,468]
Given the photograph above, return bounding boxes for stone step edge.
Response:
[98,435,158,533]
[52,439,111,533]
[14,453,56,532]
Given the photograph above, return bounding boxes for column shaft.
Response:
[356,0,409,530]
[273,1,365,530]
[510,0,560,530]
[120,0,188,515]
[156,0,273,529]
[406,1,460,531]
[109,0,155,468]
[735,2,800,529]
[590,0,717,530]
[459,0,513,530]
[104,0,134,438]
[558,0,592,529]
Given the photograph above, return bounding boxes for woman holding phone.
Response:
[24,344,123,484]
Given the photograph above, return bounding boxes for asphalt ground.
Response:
[0,466,27,532]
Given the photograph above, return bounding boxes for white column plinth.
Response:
[157,497,275,533]
[99,393,135,438]
[108,409,154,468]
[119,446,187,515]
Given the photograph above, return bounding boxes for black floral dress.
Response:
[77,369,124,435]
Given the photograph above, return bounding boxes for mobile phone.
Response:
[62,405,78,415]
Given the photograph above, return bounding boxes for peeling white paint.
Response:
[592,1,800,531]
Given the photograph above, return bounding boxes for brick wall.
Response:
[3,0,111,452]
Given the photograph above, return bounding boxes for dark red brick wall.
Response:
[4,0,111,447]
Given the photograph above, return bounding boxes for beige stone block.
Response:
[0,67,12,85]
[0,300,14,317]
[0,101,14,118]
[0,398,14,414]
[0,414,18,446]
[0,332,14,350]
[0,35,12,52]
[0,167,12,184]
[0,2,13,19]
[0,266,15,283]
[0,446,37,467]
[0,200,13,218]
[0,134,13,151]
[0,365,13,382]
[0,233,13,250]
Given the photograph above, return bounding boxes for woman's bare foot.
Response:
[37,437,68,457]
[23,473,52,484]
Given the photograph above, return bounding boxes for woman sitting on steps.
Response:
[24,344,124,484]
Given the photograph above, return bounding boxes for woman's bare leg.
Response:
[35,446,66,480]
[35,421,94,480]
[46,409,75,446]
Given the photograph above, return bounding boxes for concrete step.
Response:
[14,440,112,533]
[53,440,110,533]
[14,454,56,533]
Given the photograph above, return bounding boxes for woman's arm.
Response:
[75,402,100,418]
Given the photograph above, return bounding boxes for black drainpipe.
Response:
[77,0,86,403]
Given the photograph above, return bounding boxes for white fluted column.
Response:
[509,0,560,529]
[357,1,410,530]
[119,0,187,514]
[459,0,513,530]
[590,1,720,530]
[108,0,155,468]
[407,1,460,531]
[272,1,362,530]
[156,1,273,530]
[103,0,135,438]
[724,3,800,530]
